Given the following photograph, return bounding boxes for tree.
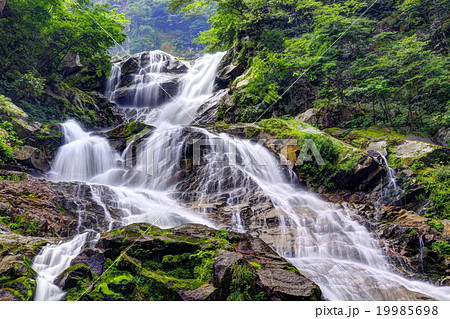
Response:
[0,0,6,16]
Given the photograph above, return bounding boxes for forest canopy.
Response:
[170,0,449,137]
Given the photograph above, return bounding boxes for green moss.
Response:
[2,277,36,301]
[414,165,450,219]
[244,125,262,139]
[190,250,215,281]
[341,126,407,149]
[249,262,262,270]
[284,263,301,274]
[107,122,149,140]
[431,241,450,257]
[215,229,229,240]
[428,220,444,232]
[227,261,257,301]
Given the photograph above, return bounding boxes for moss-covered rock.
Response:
[62,223,322,301]
[0,232,55,301]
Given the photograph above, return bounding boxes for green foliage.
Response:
[227,261,256,301]
[171,0,450,135]
[414,165,450,220]
[0,121,23,164]
[190,250,215,281]
[428,220,444,232]
[0,0,127,123]
[431,241,450,257]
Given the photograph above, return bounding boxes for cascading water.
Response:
[155,52,226,125]
[33,233,91,301]
[374,151,403,205]
[32,50,450,301]
[108,51,226,125]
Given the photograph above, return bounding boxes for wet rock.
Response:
[93,122,155,153]
[55,263,93,291]
[350,204,450,283]
[195,89,230,125]
[0,289,21,301]
[0,232,54,301]
[0,174,118,237]
[215,44,248,90]
[69,248,105,276]
[112,75,182,107]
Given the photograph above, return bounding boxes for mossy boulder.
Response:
[62,223,322,301]
[0,95,42,141]
[0,232,55,301]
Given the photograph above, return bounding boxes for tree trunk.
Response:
[0,0,6,16]
[408,98,416,131]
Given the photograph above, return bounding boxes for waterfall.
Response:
[32,50,450,301]
[155,52,226,125]
[373,151,403,205]
[32,233,90,301]
[106,50,226,125]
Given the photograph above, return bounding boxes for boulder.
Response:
[0,232,54,301]
[93,122,155,153]
[0,95,42,140]
[13,145,49,172]
[295,108,321,125]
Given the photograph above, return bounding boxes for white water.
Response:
[374,151,403,205]
[108,51,226,125]
[32,50,450,301]
[155,52,226,125]
[33,233,90,301]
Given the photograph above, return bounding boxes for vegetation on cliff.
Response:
[0,0,127,126]
[171,0,449,139]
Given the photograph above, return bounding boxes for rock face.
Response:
[295,105,364,129]
[349,203,450,285]
[0,172,119,237]
[215,47,248,90]
[93,122,155,153]
[59,223,322,301]
[13,146,49,172]
[194,89,231,125]
[210,120,384,192]
[0,95,42,141]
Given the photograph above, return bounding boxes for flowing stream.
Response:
[32,51,450,301]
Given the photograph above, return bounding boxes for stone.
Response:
[69,248,105,276]
[13,145,49,172]
[64,223,322,301]
[213,250,244,287]
[0,174,119,237]
[0,95,42,140]
[60,53,83,76]
[393,140,440,159]
[295,108,320,125]
[366,140,388,156]
[0,289,21,301]
[54,263,93,291]
[194,89,230,125]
